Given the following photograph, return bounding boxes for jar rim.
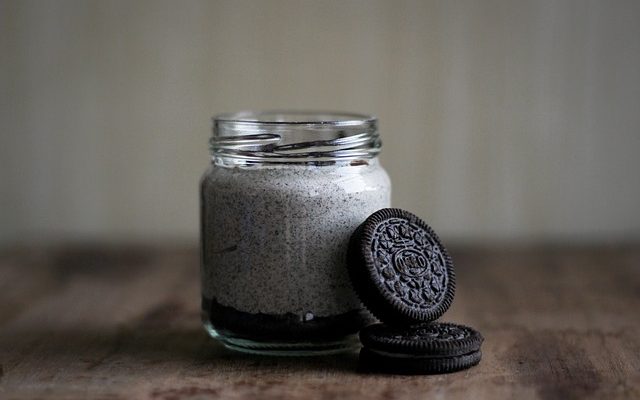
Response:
[214,110,377,127]
[210,110,381,166]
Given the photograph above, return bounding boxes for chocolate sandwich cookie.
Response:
[358,322,483,375]
[347,208,455,325]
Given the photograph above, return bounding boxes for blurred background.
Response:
[2,0,640,247]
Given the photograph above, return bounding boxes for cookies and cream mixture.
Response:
[201,160,390,319]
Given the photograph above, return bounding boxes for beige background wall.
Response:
[2,0,640,245]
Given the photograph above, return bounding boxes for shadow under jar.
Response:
[200,111,391,355]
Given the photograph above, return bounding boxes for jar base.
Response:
[201,297,372,356]
[204,322,359,356]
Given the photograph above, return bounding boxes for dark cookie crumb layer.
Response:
[202,297,374,342]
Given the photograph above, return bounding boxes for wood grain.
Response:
[0,245,639,399]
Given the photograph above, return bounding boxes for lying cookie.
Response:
[358,322,483,375]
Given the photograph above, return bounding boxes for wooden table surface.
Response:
[0,245,639,399]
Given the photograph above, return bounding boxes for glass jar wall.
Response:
[200,111,391,355]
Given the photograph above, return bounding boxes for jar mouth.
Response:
[215,110,376,126]
[211,110,381,166]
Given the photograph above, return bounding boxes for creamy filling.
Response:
[201,162,391,317]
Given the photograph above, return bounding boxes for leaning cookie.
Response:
[358,322,483,375]
[347,208,456,326]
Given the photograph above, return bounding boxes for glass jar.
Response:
[200,111,391,355]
